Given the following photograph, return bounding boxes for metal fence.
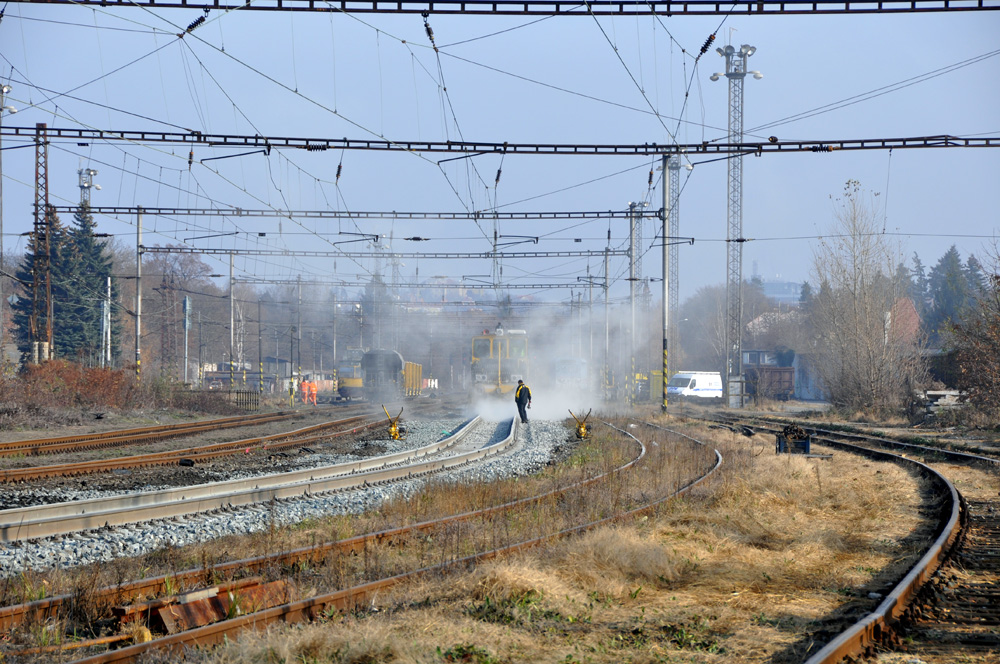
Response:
[229,390,260,411]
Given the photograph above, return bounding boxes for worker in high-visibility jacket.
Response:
[300,380,310,404]
[308,380,318,405]
[514,380,532,424]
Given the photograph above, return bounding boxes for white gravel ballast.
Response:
[0,419,571,575]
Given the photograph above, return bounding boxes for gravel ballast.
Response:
[0,419,572,575]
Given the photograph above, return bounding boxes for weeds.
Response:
[437,643,501,663]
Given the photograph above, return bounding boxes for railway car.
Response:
[471,325,528,396]
[336,348,365,400]
[361,350,423,401]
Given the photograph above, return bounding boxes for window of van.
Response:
[668,376,690,388]
[690,379,697,388]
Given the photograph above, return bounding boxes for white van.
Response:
[667,371,723,401]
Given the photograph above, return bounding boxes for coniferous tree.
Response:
[926,245,974,342]
[910,252,928,316]
[11,209,70,358]
[965,255,986,294]
[65,202,119,365]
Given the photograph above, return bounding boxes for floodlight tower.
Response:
[78,166,100,205]
[711,44,762,408]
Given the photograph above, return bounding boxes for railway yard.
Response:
[0,397,996,664]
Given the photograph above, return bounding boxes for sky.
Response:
[1,4,998,307]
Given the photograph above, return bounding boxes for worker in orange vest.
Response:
[308,380,318,405]
[300,379,310,404]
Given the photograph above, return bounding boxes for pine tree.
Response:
[64,202,118,364]
[926,245,974,342]
[965,255,986,294]
[910,252,928,315]
[11,208,70,358]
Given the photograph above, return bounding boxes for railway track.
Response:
[686,409,1000,663]
[8,419,719,664]
[0,415,501,543]
[0,418,720,663]
[0,413,373,483]
[0,410,311,457]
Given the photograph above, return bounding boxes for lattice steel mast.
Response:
[711,44,762,408]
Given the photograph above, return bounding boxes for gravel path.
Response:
[0,419,573,575]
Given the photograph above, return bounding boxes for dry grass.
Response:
[158,418,945,664]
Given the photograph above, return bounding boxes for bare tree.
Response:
[809,180,925,414]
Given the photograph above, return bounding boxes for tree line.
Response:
[677,180,998,420]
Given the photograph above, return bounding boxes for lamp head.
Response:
[750,71,763,80]
[741,44,756,57]
[1,85,10,94]
[710,73,721,81]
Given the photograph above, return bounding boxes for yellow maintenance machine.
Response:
[569,409,592,439]
[382,405,406,440]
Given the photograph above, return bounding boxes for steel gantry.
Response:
[2,127,996,155]
[47,206,661,221]
[0,0,995,13]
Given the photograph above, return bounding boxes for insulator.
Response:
[335,163,342,182]
[185,16,205,33]
[305,144,327,151]
[648,169,653,186]
[495,168,502,186]
[187,150,193,170]
[699,33,715,56]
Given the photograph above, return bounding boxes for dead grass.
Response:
[150,418,946,664]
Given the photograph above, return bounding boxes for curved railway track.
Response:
[0,416,503,543]
[689,409,999,663]
[0,410,313,457]
[0,419,722,664]
[0,414,374,483]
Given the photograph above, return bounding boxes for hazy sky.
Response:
[1,5,998,305]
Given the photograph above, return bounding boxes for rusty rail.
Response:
[0,417,648,634]
[0,410,310,457]
[0,414,373,482]
[64,421,723,664]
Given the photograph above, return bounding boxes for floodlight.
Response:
[750,71,763,80]
[741,45,756,57]
[1,106,15,114]
[710,73,722,81]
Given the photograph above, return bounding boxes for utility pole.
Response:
[30,123,53,362]
[711,43,762,409]
[0,85,16,355]
[667,155,684,384]
[229,253,234,390]
[104,276,112,367]
[181,296,191,383]
[135,207,142,378]
[257,299,263,393]
[661,156,671,411]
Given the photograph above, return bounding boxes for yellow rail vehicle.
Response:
[471,327,528,396]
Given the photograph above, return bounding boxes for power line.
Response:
[1,0,993,14]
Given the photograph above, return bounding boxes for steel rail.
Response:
[1,0,996,15]
[66,421,723,664]
[799,434,965,664]
[678,410,976,663]
[0,410,303,457]
[0,417,489,542]
[0,416,611,631]
[0,415,373,482]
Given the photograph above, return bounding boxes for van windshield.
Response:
[668,376,691,388]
